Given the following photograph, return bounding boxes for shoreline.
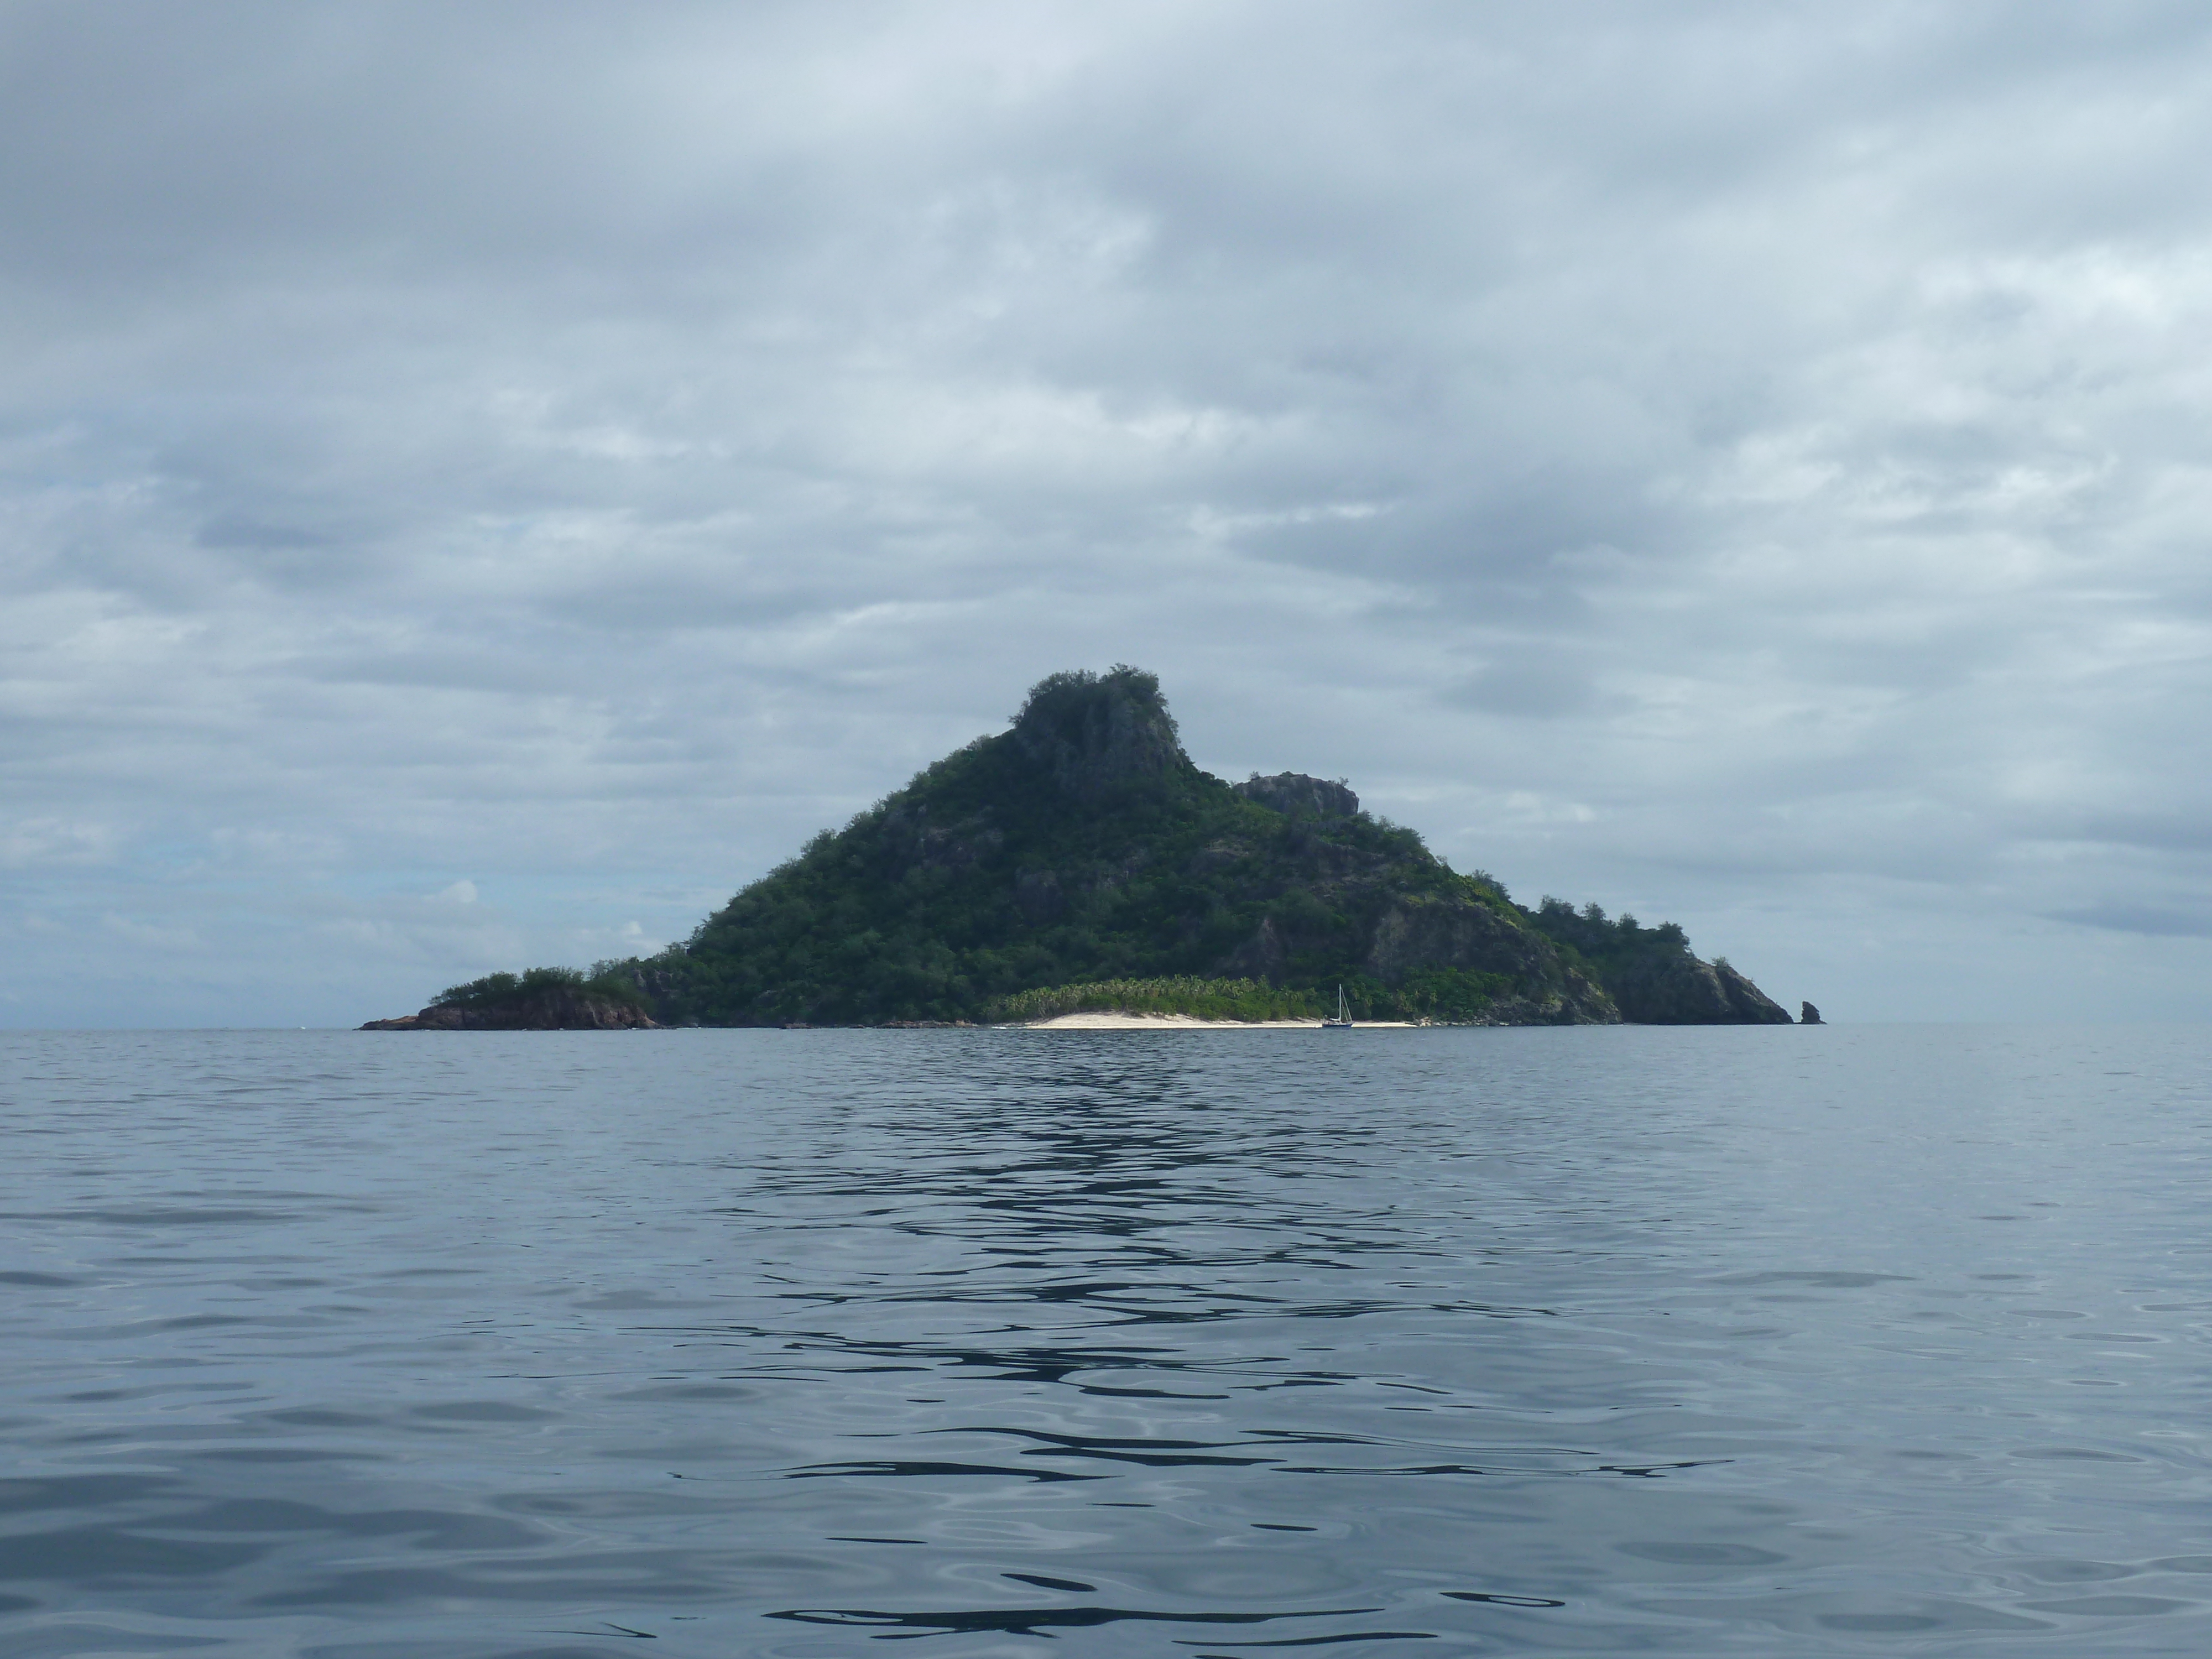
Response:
[1013,1011,1418,1030]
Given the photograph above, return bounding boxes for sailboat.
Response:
[1322,984,1353,1029]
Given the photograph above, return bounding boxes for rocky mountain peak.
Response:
[1010,664,1187,801]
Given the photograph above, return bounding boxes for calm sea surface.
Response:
[2,1025,2209,1657]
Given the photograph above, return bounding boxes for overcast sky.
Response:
[8,1,2212,1026]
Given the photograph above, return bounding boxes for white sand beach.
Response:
[1016,1011,1417,1029]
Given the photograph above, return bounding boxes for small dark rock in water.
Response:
[1801,1001,1823,1025]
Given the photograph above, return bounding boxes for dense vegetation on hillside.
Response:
[406,667,1789,1028]
[433,966,648,1013]
[611,668,1583,1024]
[1522,897,1786,1024]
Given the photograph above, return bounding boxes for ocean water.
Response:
[2,1026,2209,1658]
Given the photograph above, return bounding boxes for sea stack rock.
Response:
[1801,1001,1823,1024]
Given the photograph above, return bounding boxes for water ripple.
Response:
[2,1025,2210,1655]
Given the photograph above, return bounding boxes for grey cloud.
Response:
[2046,902,2212,939]
[194,518,331,552]
[1442,645,1614,721]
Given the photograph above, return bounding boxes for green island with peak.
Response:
[363,667,1797,1030]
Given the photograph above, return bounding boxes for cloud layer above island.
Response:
[8,0,2212,1024]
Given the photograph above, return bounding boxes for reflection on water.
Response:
[2,1025,2210,1656]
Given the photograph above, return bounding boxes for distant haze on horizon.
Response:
[8,1,2212,1026]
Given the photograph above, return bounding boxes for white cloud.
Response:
[0,818,118,868]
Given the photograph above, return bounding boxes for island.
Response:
[363,666,1798,1030]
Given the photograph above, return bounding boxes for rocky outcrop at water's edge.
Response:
[362,988,658,1031]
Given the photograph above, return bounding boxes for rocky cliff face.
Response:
[363,988,658,1030]
[1202,801,1618,1024]
[1363,897,1617,1024]
[1209,880,1615,1024]
[1599,954,1792,1024]
[1518,898,1789,1026]
[879,799,1003,873]
[1233,773,1359,820]
[1010,665,1187,801]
